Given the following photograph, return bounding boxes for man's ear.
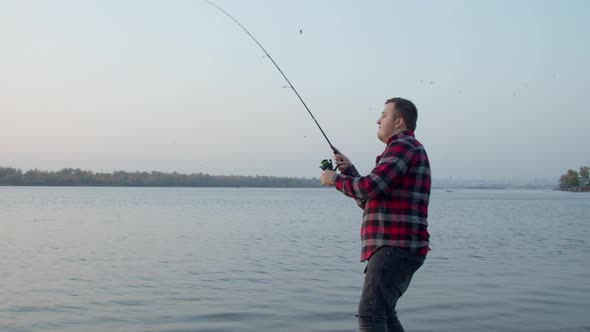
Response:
[396,116,405,129]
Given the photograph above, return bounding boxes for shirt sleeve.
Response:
[338,165,366,209]
[334,140,415,200]
[342,164,361,178]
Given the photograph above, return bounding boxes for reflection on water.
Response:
[1,187,589,331]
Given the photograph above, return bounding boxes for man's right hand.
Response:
[334,152,352,172]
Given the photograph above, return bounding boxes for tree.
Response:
[580,166,590,190]
[0,165,322,188]
[559,169,580,190]
[0,166,23,185]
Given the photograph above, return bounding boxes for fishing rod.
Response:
[207,1,339,171]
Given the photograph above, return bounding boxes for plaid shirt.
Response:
[334,130,431,261]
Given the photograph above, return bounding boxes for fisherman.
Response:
[320,97,431,332]
[207,9,430,329]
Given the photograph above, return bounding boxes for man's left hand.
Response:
[320,170,336,186]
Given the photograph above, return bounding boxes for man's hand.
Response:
[320,170,336,186]
[334,152,352,172]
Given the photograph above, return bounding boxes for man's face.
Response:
[377,102,402,143]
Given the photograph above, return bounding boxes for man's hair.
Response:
[385,97,418,131]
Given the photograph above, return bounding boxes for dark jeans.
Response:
[357,246,425,332]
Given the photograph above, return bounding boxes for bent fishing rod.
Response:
[207,1,339,171]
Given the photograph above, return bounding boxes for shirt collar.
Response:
[386,130,414,145]
[375,130,415,164]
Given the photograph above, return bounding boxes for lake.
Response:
[1,187,589,332]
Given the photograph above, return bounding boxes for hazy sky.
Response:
[2,0,589,180]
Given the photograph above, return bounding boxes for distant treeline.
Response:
[559,166,590,192]
[0,166,321,188]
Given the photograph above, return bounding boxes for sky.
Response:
[1,0,589,181]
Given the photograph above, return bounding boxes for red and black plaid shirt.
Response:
[334,130,431,261]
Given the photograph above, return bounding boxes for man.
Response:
[320,97,431,332]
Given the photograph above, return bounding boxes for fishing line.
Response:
[207,1,338,155]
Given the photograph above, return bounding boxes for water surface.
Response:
[1,187,589,331]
